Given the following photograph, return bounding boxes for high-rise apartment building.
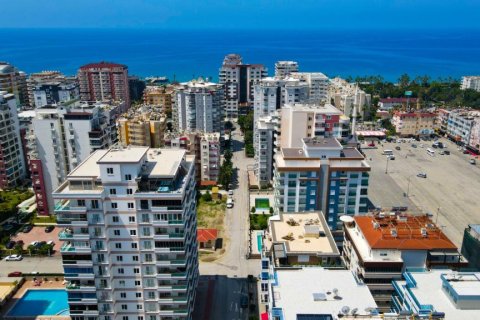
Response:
[173,80,224,134]
[219,54,267,118]
[328,77,371,117]
[32,80,79,107]
[143,85,175,114]
[290,72,329,104]
[0,91,26,188]
[274,61,299,78]
[78,62,130,108]
[118,105,167,148]
[461,76,480,92]
[273,137,370,230]
[199,132,221,183]
[28,101,124,215]
[0,62,28,107]
[53,147,199,320]
[254,115,278,186]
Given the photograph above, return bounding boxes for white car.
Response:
[228,190,234,196]
[47,240,55,246]
[5,254,23,261]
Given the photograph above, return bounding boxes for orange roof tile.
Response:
[197,229,218,242]
[354,215,457,250]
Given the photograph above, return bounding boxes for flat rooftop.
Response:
[143,149,187,178]
[303,137,342,149]
[353,214,457,250]
[273,268,377,319]
[285,103,342,115]
[395,270,480,318]
[68,150,108,178]
[97,146,149,164]
[265,212,339,255]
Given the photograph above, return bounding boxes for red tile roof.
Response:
[354,215,457,250]
[80,62,127,70]
[197,229,218,242]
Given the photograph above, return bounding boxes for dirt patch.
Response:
[197,198,227,262]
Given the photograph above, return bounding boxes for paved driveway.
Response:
[11,226,62,254]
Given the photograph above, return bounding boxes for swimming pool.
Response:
[7,289,69,317]
[255,198,270,209]
[257,233,263,252]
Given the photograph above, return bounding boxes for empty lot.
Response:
[364,138,480,246]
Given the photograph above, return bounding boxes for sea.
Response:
[1,28,480,82]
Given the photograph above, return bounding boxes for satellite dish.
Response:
[341,306,350,315]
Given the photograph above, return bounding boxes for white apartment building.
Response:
[461,76,480,92]
[254,115,278,186]
[0,62,28,106]
[33,80,79,107]
[174,80,224,134]
[199,132,221,182]
[290,72,329,104]
[28,101,124,214]
[53,147,198,320]
[328,77,371,117]
[219,54,267,118]
[273,137,370,231]
[0,91,26,188]
[253,77,309,124]
[446,109,480,146]
[274,61,299,78]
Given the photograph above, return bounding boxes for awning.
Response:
[261,312,269,320]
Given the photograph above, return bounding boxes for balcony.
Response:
[61,243,91,253]
[66,282,96,291]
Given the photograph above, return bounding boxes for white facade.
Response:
[53,147,198,320]
[199,132,221,182]
[290,72,329,104]
[446,110,480,145]
[219,54,267,118]
[174,80,224,134]
[461,76,480,92]
[328,77,372,117]
[254,116,278,186]
[29,101,123,213]
[0,91,26,188]
[274,61,299,78]
[33,80,79,107]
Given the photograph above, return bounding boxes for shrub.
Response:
[202,191,212,202]
[251,207,256,213]
[269,207,274,214]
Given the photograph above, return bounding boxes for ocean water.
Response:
[1,28,479,81]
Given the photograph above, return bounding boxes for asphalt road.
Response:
[364,137,480,246]
[0,255,63,276]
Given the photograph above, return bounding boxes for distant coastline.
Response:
[1,28,479,81]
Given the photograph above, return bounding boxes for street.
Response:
[0,255,63,275]
[364,137,480,246]
[195,124,260,320]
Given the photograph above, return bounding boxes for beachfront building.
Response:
[53,146,198,320]
[461,76,480,92]
[343,213,467,311]
[219,54,267,118]
[143,85,175,114]
[274,61,299,78]
[28,101,124,215]
[0,62,28,107]
[392,269,480,319]
[173,80,224,134]
[32,79,79,108]
[78,62,130,108]
[445,109,480,147]
[328,77,371,118]
[0,91,26,188]
[117,105,167,148]
[391,111,436,137]
[273,137,370,230]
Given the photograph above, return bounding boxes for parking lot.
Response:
[10,226,61,254]
[364,137,480,246]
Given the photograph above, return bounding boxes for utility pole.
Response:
[385,156,390,174]
[435,207,441,225]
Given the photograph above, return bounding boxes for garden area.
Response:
[0,189,33,221]
[249,212,272,230]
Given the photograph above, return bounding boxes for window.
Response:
[145,253,153,262]
[138,317,144,320]
[134,268,140,274]
[123,317,129,320]
[128,203,134,209]
[137,304,143,310]
[109,188,116,195]
[121,304,127,310]
[113,216,119,223]
[111,202,118,209]
[116,256,123,262]
[91,200,99,209]
[119,280,126,287]
[118,268,124,274]
[136,292,142,298]
[77,199,85,206]
[133,256,139,261]
[107,168,114,175]
[127,188,133,195]
[115,243,122,249]
[130,230,137,236]
[148,292,155,299]
[140,200,149,210]
[120,292,126,298]
[135,280,141,286]
[129,216,135,222]
[141,214,149,223]
[125,174,132,180]
[114,230,120,236]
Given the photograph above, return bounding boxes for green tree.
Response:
[398,74,411,88]
[202,191,212,202]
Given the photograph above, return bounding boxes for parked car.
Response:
[388,155,395,160]
[6,240,16,249]
[226,198,234,209]
[444,150,450,155]
[439,150,445,155]
[228,190,234,196]
[47,240,55,246]
[5,254,23,261]
[417,173,427,178]
[470,159,476,165]
[463,149,469,154]
[30,241,39,247]
[22,224,33,233]
[45,225,55,233]
[395,146,401,150]
[8,271,22,277]
[432,144,438,149]
[411,144,417,148]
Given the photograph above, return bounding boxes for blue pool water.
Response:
[257,233,263,252]
[7,289,69,317]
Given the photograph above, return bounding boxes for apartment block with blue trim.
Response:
[273,137,370,233]
[393,269,480,319]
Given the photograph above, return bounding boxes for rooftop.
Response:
[68,150,108,178]
[303,137,343,149]
[284,103,342,115]
[394,270,480,318]
[352,214,458,250]
[197,229,218,242]
[79,61,127,70]
[264,212,339,255]
[272,268,378,319]
[97,146,149,164]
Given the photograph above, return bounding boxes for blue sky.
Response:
[1,0,479,29]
